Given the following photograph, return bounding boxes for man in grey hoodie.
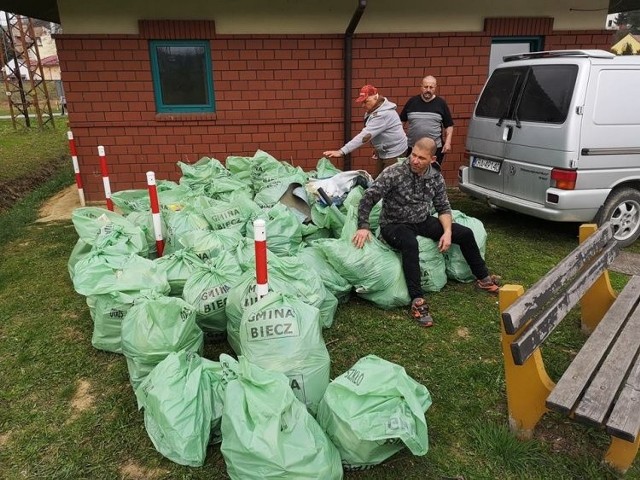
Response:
[352,137,500,327]
[323,85,407,175]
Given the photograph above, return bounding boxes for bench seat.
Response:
[498,223,640,473]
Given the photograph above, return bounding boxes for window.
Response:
[476,65,578,125]
[149,40,215,113]
[475,67,526,119]
[488,37,542,75]
[516,65,578,124]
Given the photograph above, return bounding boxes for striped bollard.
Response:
[146,171,164,257]
[66,131,85,206]
[253,218,268,299]
[97,145,114,211]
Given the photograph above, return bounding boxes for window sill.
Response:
[155,112,217,122]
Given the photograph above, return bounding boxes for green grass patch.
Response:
[0,188,637,479]
[0,118,68,182]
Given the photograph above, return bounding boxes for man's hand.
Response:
[442,142,452,154]
[352,229,372,249]
[438,230,452,253]
[323,150,344,158]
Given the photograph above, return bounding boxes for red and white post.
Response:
[253,218,268,299]
[67,131,86,206]
[146,171,165,257]
[97,145,113,211]
[67,130,86,207]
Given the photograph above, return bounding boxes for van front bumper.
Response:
[458,166,608,223]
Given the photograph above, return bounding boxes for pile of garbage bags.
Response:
[68,150,488,476]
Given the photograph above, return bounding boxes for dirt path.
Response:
[36,184,83,222]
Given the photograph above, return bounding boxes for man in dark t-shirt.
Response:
[400,75,454,168]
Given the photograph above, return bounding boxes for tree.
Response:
[615,10,640,34]
[621,42,637,55]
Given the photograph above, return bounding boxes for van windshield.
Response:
[476,64,578,124]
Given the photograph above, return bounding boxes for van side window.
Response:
[475,67,526,119]
[516,65,578,124]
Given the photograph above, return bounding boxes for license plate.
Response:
[472,156,501,173]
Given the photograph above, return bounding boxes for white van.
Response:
[458,50,640,246]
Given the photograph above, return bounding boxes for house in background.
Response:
[3,0,628,201]
[611,32,640,52]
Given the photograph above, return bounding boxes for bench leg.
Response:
[500,285,555,439]
[579,224,617,334]
[604,436,640,473]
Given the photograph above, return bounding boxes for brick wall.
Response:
[56,20,613,201]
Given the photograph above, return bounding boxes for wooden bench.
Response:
[499,222,640,473]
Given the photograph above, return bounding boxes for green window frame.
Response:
[149,40,215,113]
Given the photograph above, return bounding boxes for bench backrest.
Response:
[502,222,619,365]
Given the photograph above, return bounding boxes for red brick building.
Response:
[6,1,624,200]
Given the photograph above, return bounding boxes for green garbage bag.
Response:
[111,189,151,214]
[68,238,92,281]
[225,155,253,188]
[121,293,204,389]
[220,357,343,480]
[316,355,432,470]
[246,204,303,257]
[178,228,243,263]
[204,175,253,201]
[295,245,351,303]
[226,254,338,354]
[158,184,194,213]
[73,252,169,297]
[135,351,239,467]
[154,249,205,296]
[417,237,447,292]
[239,292,330,414]
[126,211,167,259]
[86,291,136,354]
[178,156,230,193]
[314,157,342,179]
[315,207,410,308]
[250,149,308,194]
[341,186,382,233]
[202,194,261,233]
[163,206,211,255]
[71,207,134,245]
[443,210,487,283]
[182,251,243,334]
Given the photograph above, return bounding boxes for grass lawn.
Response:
[0,118,68,183]
[0,170,638,478]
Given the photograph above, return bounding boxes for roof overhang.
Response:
[1,0,639,26]
[0,0,60,23]
[609,0,640,13]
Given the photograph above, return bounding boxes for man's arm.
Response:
[442,125,454,154]
[437,212,452,253]
[441,99,454,154]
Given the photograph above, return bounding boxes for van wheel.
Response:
[596,187,640,247]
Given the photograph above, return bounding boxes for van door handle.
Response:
[503,125,513,142]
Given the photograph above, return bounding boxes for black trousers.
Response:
[380,216,488,300]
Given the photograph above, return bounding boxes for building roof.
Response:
[3,0,639,25]
[611,32,640,53]
[40,54,59,66]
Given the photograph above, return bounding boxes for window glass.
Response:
[475,67,526,119]
[150,41,214,113]
[516,65,577,124]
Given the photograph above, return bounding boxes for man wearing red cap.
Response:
[323,85,407,175]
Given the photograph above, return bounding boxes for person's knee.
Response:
[452,225,475,244]
[382,226,418,251]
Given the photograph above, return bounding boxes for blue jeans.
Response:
[380,216,488,300]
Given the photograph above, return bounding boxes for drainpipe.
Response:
[343,0,367,170]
